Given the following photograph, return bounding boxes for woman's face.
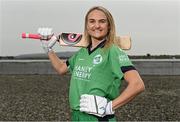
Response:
[87,10,109,41]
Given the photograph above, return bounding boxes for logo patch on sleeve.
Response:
[119,54,129,62]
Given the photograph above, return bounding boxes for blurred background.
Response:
[0,0,179,57]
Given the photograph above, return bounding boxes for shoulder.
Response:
[109,44,126,55]
[73,47,86,55]
[108,44,130,62]
[69,48,85,61]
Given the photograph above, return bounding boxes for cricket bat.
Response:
[22,32,131,50]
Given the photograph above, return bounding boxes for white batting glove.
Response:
[80,94,115,117]
[37,27,57,53]
[38,27,53,40]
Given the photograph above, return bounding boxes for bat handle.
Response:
[22,33,41,39]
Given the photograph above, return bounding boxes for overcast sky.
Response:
[0,0,180,56]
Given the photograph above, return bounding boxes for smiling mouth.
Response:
[94,30,102,35]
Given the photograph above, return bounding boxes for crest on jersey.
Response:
[93,54,102,64]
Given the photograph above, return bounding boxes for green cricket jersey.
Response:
[66,40,135,110]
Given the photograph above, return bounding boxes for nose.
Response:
[94,22,100,28]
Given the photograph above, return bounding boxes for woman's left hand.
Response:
[79,94,115,117]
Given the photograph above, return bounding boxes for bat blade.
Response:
[116,35,131,50]
[59,33,131,50]
[58,33,88,47]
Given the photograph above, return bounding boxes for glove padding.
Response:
[38,28,53,40]
[80,94,115,117]
[37,28,57,53]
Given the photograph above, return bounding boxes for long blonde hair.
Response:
[84,6,117,49]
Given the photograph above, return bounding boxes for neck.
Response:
[91,37,106,50]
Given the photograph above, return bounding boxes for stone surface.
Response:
[0,75,179,121]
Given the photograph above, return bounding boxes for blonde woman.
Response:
[38,6,145,121]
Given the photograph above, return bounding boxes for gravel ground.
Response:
[0,74,179,121]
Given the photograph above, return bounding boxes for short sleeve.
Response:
[67,52,78,73]
[109,45,135,79]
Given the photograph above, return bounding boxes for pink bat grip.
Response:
[22,33,41,39]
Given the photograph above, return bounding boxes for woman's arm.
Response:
[48,51,68,75]
[112,70,145,110]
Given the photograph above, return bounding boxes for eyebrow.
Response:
[88,18,107,21]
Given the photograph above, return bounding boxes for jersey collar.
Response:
[87,39,106,55]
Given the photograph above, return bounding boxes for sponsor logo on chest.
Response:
[74,65,92,80]
[74,54,103,81]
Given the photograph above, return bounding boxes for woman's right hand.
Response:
[37,27,57,53]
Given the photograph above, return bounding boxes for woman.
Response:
[38,6,145,121]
